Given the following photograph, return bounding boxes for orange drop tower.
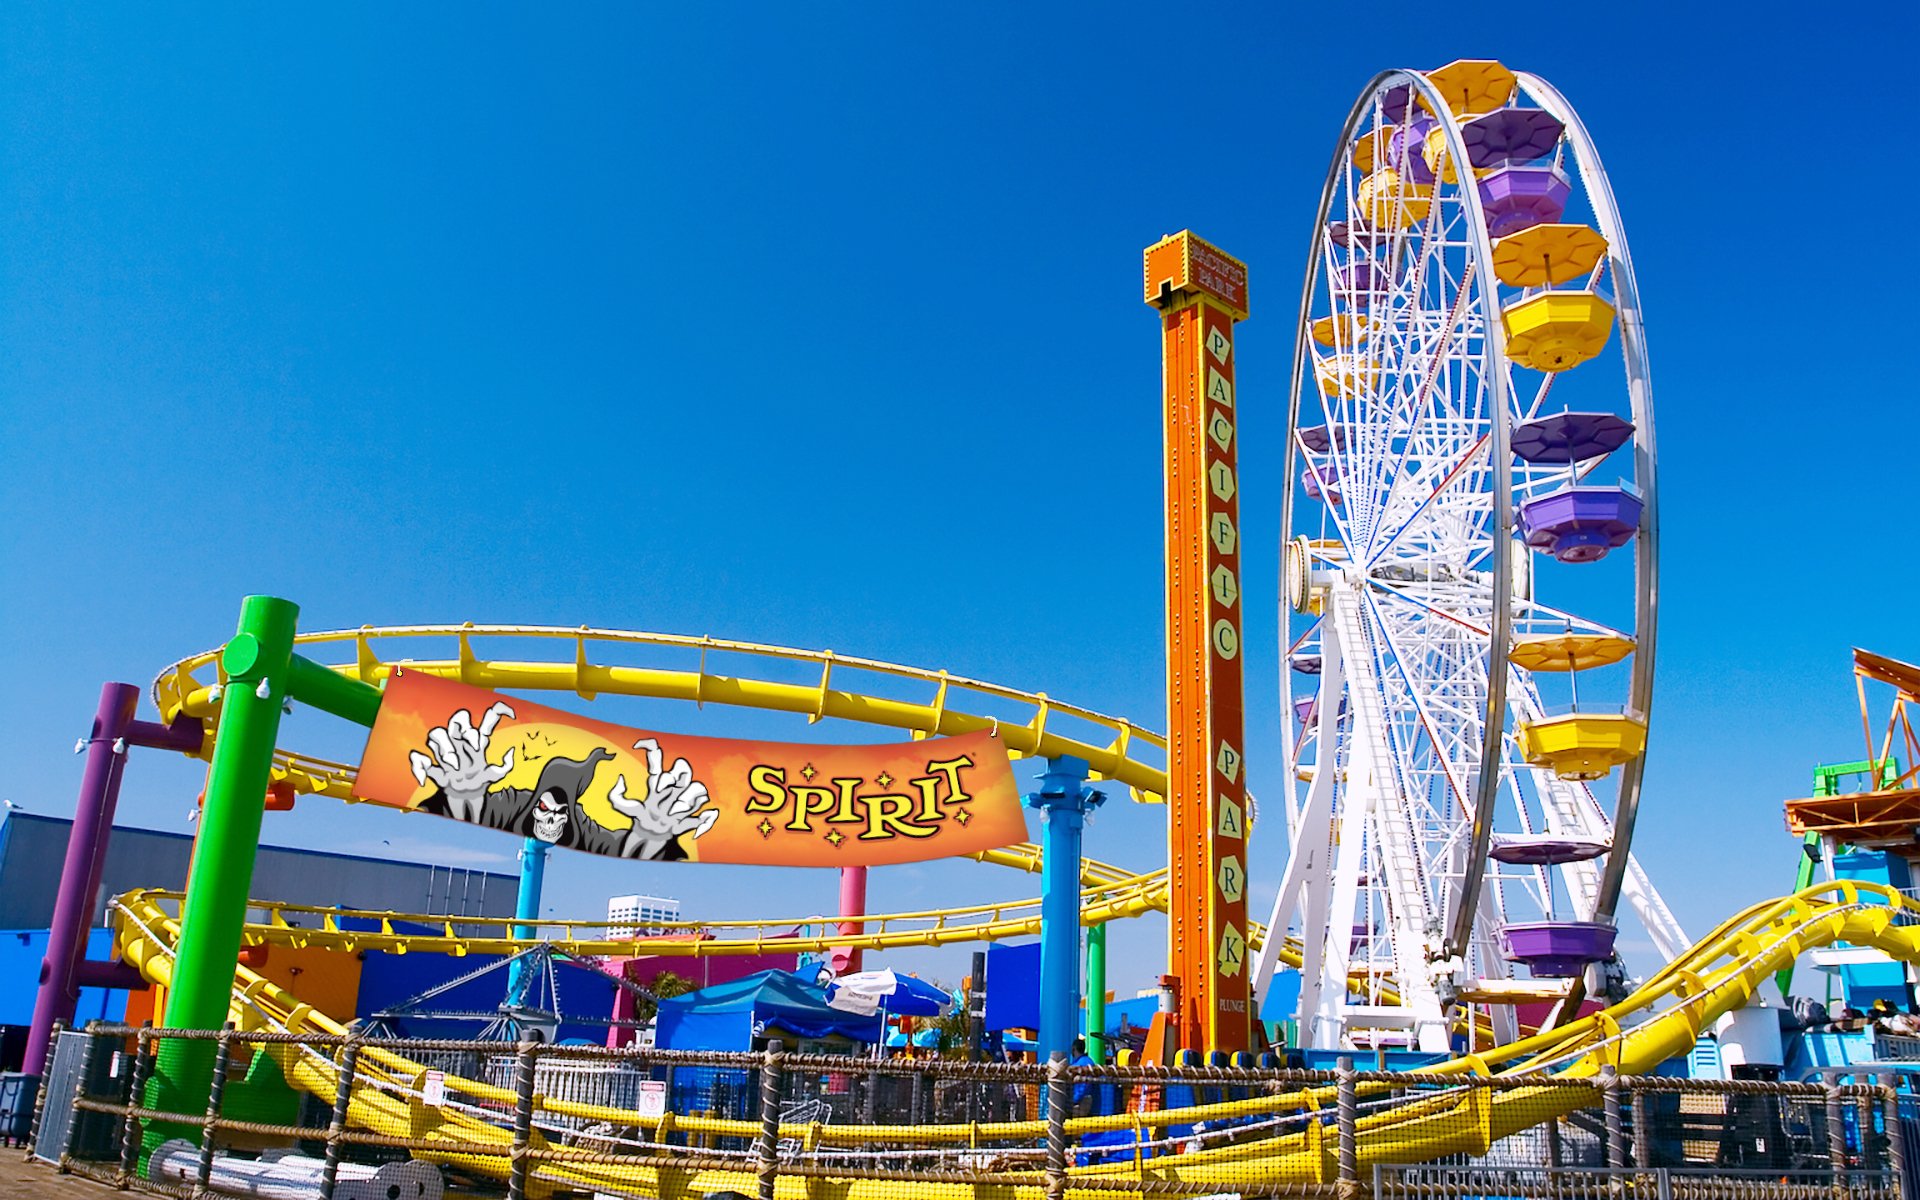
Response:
[1144,231,1254,1054]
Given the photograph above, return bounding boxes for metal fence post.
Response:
[59,1024,106,1172]
[1880,1074,1908,1200]
[22,1019,63,1162]
[662,1063,677,1144]
[755,1039,785,1200]
[507,1037,540,1200]
[1337,1055,1359,1200]
[1601,1066,1626,1170]
[117,1026,154,1188]
[1859,1085,1883,1174]
[192,1028,235,1199]
[1828,1079,1851,1200]
[318,1036,361,1200]
[1044,1052,1070,1200]
[1630,1078,1651,1169]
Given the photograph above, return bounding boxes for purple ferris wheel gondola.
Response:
[1379,83,1414,123]
[1460,108,1564,168]
[1335,259,1389,307]
[1510,412,1634,464]
[1501,921,1617,978]
[1328,219,1388,250]
[1387,115,1438,185]
[1299,424,1349,454]
[1518,485,1642,563]
[1294,694,1348,724]
[1487,832,1610,866]
[1478,165,1571,238]
[1302,461,1343,505]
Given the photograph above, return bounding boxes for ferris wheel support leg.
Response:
[1475,875,1517,1045]
[1253,630,1347,1003]
[1620,854,1690,963]
[1308,791,1370,1048]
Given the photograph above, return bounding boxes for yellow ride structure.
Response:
[97,623,1918,1194]
[108,881,1920,1197]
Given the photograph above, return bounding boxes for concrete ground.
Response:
[0,1154,133,1196]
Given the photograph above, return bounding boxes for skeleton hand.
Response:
[409,702,516,822]
[608,738,720,859]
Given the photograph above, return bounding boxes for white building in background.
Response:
[607,893,681,938]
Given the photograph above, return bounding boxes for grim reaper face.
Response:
[532,787,570,843]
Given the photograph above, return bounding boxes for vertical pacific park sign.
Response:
[352,669,1027,866]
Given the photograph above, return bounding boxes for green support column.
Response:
[287,652,382,727]
[145,596,298,1164]
[166,595,298,1029]
[1086,921,1108,1064]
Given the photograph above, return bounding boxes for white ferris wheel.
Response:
[1252,61,1690,1053]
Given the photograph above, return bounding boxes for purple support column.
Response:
[25,684,138,1077]
[23,683,204,1080]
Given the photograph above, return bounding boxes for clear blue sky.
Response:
[1,4,1913,998]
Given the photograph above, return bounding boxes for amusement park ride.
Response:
[23,58,1920,1196]
[1250,58,1690,1054]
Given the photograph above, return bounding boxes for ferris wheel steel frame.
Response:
[1254,67,1684,1051]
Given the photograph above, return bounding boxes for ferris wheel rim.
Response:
[1281,67,1518,962]
[1511,70,1659,926]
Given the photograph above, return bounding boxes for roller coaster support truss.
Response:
[507,838,549,1004]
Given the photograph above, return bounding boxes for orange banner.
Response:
[351,670,1029,866]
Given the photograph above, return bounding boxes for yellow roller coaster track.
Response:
[109,881,1920,1198]
[143,622,1406,1005]
[151,624,1172,803]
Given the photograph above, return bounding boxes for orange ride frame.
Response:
[1145,231,1253,1054]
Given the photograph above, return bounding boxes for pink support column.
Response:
[831,866,868,976]
[607,957,636,1049]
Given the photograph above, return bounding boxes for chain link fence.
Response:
[22,1022,1913,1200]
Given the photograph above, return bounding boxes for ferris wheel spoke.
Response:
[1367,578,1492,638]
[1513,598,1632,641]
[1360,269,1485,567]
[1364,434,1491,568]
[1362,590,1477,822]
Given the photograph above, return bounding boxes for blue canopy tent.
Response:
[654,970,884,1051]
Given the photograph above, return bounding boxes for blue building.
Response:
[0,811,517,1068]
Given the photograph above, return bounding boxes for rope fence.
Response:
[28,1022,1913,1200]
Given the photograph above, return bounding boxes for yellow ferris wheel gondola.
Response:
[1508,633,1635,672]
[1517,713,1648,781]
[1501,290,1615,372]
[1422,58,1518,117]
[1492,224,1608,288]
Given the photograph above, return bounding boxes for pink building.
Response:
[606,933,800,1047]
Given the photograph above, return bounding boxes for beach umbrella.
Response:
[825,970,954,1018]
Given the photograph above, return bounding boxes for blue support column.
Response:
[506,837,548,1003]
[1025,756,1105,1066]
